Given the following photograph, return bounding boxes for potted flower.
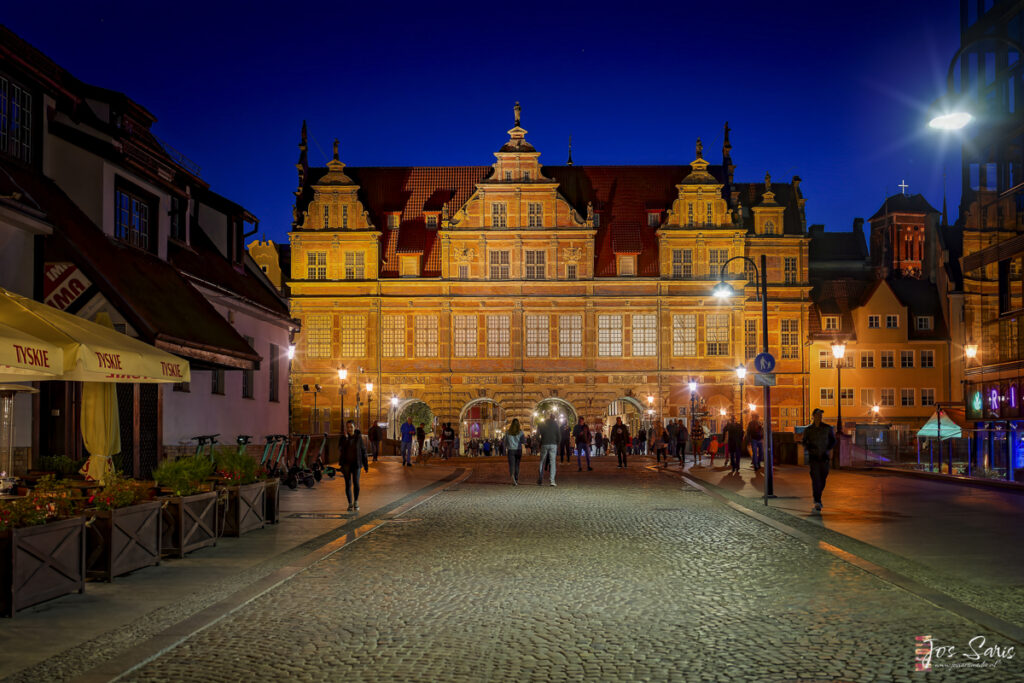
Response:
[0,476,86,617]
[214,449,265,537]
[85,472,162,581]
[153,456,217,558]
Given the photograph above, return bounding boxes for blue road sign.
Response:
[754,352,776,373]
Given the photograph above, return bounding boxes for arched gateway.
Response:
[459,398,506,454]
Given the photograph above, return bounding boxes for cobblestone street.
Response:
[117,459,1020,682]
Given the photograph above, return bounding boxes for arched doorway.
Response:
[605,396,644,437]
[533,398,577,432]
[459,398,506,454]
[390,398,435,440]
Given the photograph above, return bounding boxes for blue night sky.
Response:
[7,1,963,242]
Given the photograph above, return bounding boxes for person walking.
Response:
[637,427,647,456]
[666,421,678,462]
[400,417,416,467]
[691,420,705,464]
[338,420,369,511]
[367,421,383,462]
[610,417,630,468]
[504,419,524,485]
[441,422,455,460]
[558,422,572,463]
[723,415,744,474]
[801,408,837,512]
[572,416,593,472]
[676,422,689,464]
[537,415,560,486]
[746,414,765,472]
[415,423,427,463]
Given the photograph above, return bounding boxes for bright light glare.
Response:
[365,382,373,393]
[688,381,697,392]
[872,404,880,414]
[391,396,398,407]
[748,403,757,413]
[712,282,734,299]
[735,366,747,380]
[831,343,846,360]
[719,408,727,417]
[929,111,972,130]
[338,367,348,381]
[287,345,296,359]
[965,344,979,359]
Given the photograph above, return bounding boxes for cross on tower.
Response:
[898,179,909,195]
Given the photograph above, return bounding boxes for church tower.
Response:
[868,190,938,280]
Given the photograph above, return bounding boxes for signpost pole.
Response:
[761,254,775,502]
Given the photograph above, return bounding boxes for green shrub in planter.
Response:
[214,448,259,485]
[153,456,214,497]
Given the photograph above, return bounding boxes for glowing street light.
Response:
[928,36,1023,132]
[831,342,847,435]
[965,343,978,360]
[287,344,296,360]
[748,403,757,413]
[928,111,973,131]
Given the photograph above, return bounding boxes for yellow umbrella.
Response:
[79,313,121,485]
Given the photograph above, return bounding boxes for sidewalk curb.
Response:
[71,468,472,683]
[653,465,1024,647]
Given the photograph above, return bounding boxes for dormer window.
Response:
[823,316,840,331]
[386,212,399,229]
[399,254,420,277]
[764,219,776,235]
[617,255,636,277]
[916,316,933,331]
[425,214,438,229]
[647,211,661,228]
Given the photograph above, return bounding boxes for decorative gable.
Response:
[666,140,730,228]
[304,140,373,231]
[751,172,785,236]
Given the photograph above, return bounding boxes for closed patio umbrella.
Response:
[79,313,121,485]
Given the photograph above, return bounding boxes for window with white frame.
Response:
[819,350,833,369]
[706,314,729,356]
[784,257,798,284]
[921,388,935,406]
[744,319,757,359]
[881,350,894,368]
[0,76,33,163]
[305,315,331,358]
[566,263,577,280]
[861,351,874,368]
[781,319,799,359]
[453,315,477,357]
[868,315,880,329]
[491,202,507,228]
[880,388,895,406]
[489,250,510,279]
[487,315,510,357]
[823,316,839,331]
[861,388,875,406]
[916,316,933,331]
[525,250,546,279]
[382,315,405,357]
[307,251,327,280]
[901,388,915,406]
[415,315,438,358]
[920,349,934,368]
[900,350,914,368]
[598,315,623,356]
[340,315,367,357]
[840,388,854,406]
[617,255,636,276]
[526,315,549,357]
[632,314,657,356]
[820,388,834,406]
[672,314,697,357]
[344,251,364,279]
[528,202,543,228]
[886,314,899,329]
[558,315,582,357]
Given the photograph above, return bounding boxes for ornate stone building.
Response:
[274,108,814,444]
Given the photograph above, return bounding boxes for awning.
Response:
[917,407,968,441]
[0,287,190,383]
[0,320,63,380]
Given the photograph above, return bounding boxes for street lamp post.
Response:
[302,384,322,432]
[713,252,775,502]
[337,366,348,433]
[365,382,374,432]
[928,36,1024,130]
[390,395,399,440]
[831,342,846,435]
[735,366,747,420]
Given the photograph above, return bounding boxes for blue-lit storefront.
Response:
[965,379,1024,481]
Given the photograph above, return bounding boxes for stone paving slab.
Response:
[120,460,1022,682]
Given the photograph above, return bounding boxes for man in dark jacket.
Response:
[338,420,369,511]
[723,415,745,474]
[801,408,837,512]
[676,423,689,464]
[367,422,383,462]
[745,415,765,471]
[559,422,572,463]
[572,416,593,472]
[537,416,561,486]
[610,417,630,468]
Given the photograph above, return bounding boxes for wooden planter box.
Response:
[1,516,85,617]
[160,491,218,558]
[220,482,266,537]
[86,501,162,581]
[264,479,280,525]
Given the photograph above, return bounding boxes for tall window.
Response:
[307,251,327,280]
[344,251,365,279]
[841,388,854,406]
[706,203,713,225]
[323,205,330,229]
[115,185,153,251]
[242,335,255,399]
[687,203,694,226]
[415,315,438,358]
[566,263,577,280]
[920,349,934,368]
[764,220,776,235]
[340,315,367,357]
[819,388,834,406]
[211,369,225,396]
[269,343,280,402]
[672,249,693,279]
[900,350,914,368]
[526,315,549,357]
[632,314,657,356]
[921,388,935,406]
[673,314,696,357]
[559,315,582,357]
[342,205,348,228]
[744,319,757,359]
[525,250,546,279]
[598,315,623,356]
[819,350,833,369]
[881,350,894,368]
[305,315,331,358]
[706,313,729,356]
[382,315,405,358]
[454,315,477,357]
[781,319,799,359]
[880,388,895,406]
[487,315,510,357]
[860,388,874,406]
[745,261,757,284]
[489,251,510,279]
[708,249,728,277]
[784,257,797,284]
[901,388,915,407]
[491,202,507,228]
[0,76,32,163]
[528,202,543,227]
[458,264,469,280]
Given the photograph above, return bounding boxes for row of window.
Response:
[822,314,933,331]
[489,202,545,228]
[817,349,936,369]
[819,387,936,408]
[176,342,282,402]
[305,313,803,361]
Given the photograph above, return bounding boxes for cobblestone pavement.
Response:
[124,458,1021,682]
